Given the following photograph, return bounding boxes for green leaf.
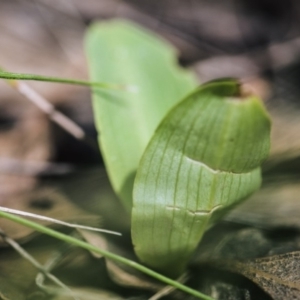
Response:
[85,20,197,210]
[132,79,271,277]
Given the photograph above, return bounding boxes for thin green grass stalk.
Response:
[0,70,123,90]
[0,210,214,300]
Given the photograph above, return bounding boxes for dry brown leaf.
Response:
[218,252,300,300]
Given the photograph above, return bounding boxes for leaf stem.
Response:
[0,210,214,300]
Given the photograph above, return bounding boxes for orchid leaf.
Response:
[85,20,197,210]
[132,79,271,277]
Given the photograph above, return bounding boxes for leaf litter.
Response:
[221,252,300,300]
[1,1,300,300]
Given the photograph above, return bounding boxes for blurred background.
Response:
[1,0,300,162]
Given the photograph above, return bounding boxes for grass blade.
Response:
[0,210,214,300]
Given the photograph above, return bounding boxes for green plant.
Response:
[86,21,271,277]
[0,20,271,299]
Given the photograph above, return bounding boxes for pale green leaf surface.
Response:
[85,20,197,210]
[132,80,271,277]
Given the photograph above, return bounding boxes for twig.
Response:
[0,69,127,140]
[36,244,79,297]
[19,81,86,139]
[0,70,86,140]
[0,229,80,300]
